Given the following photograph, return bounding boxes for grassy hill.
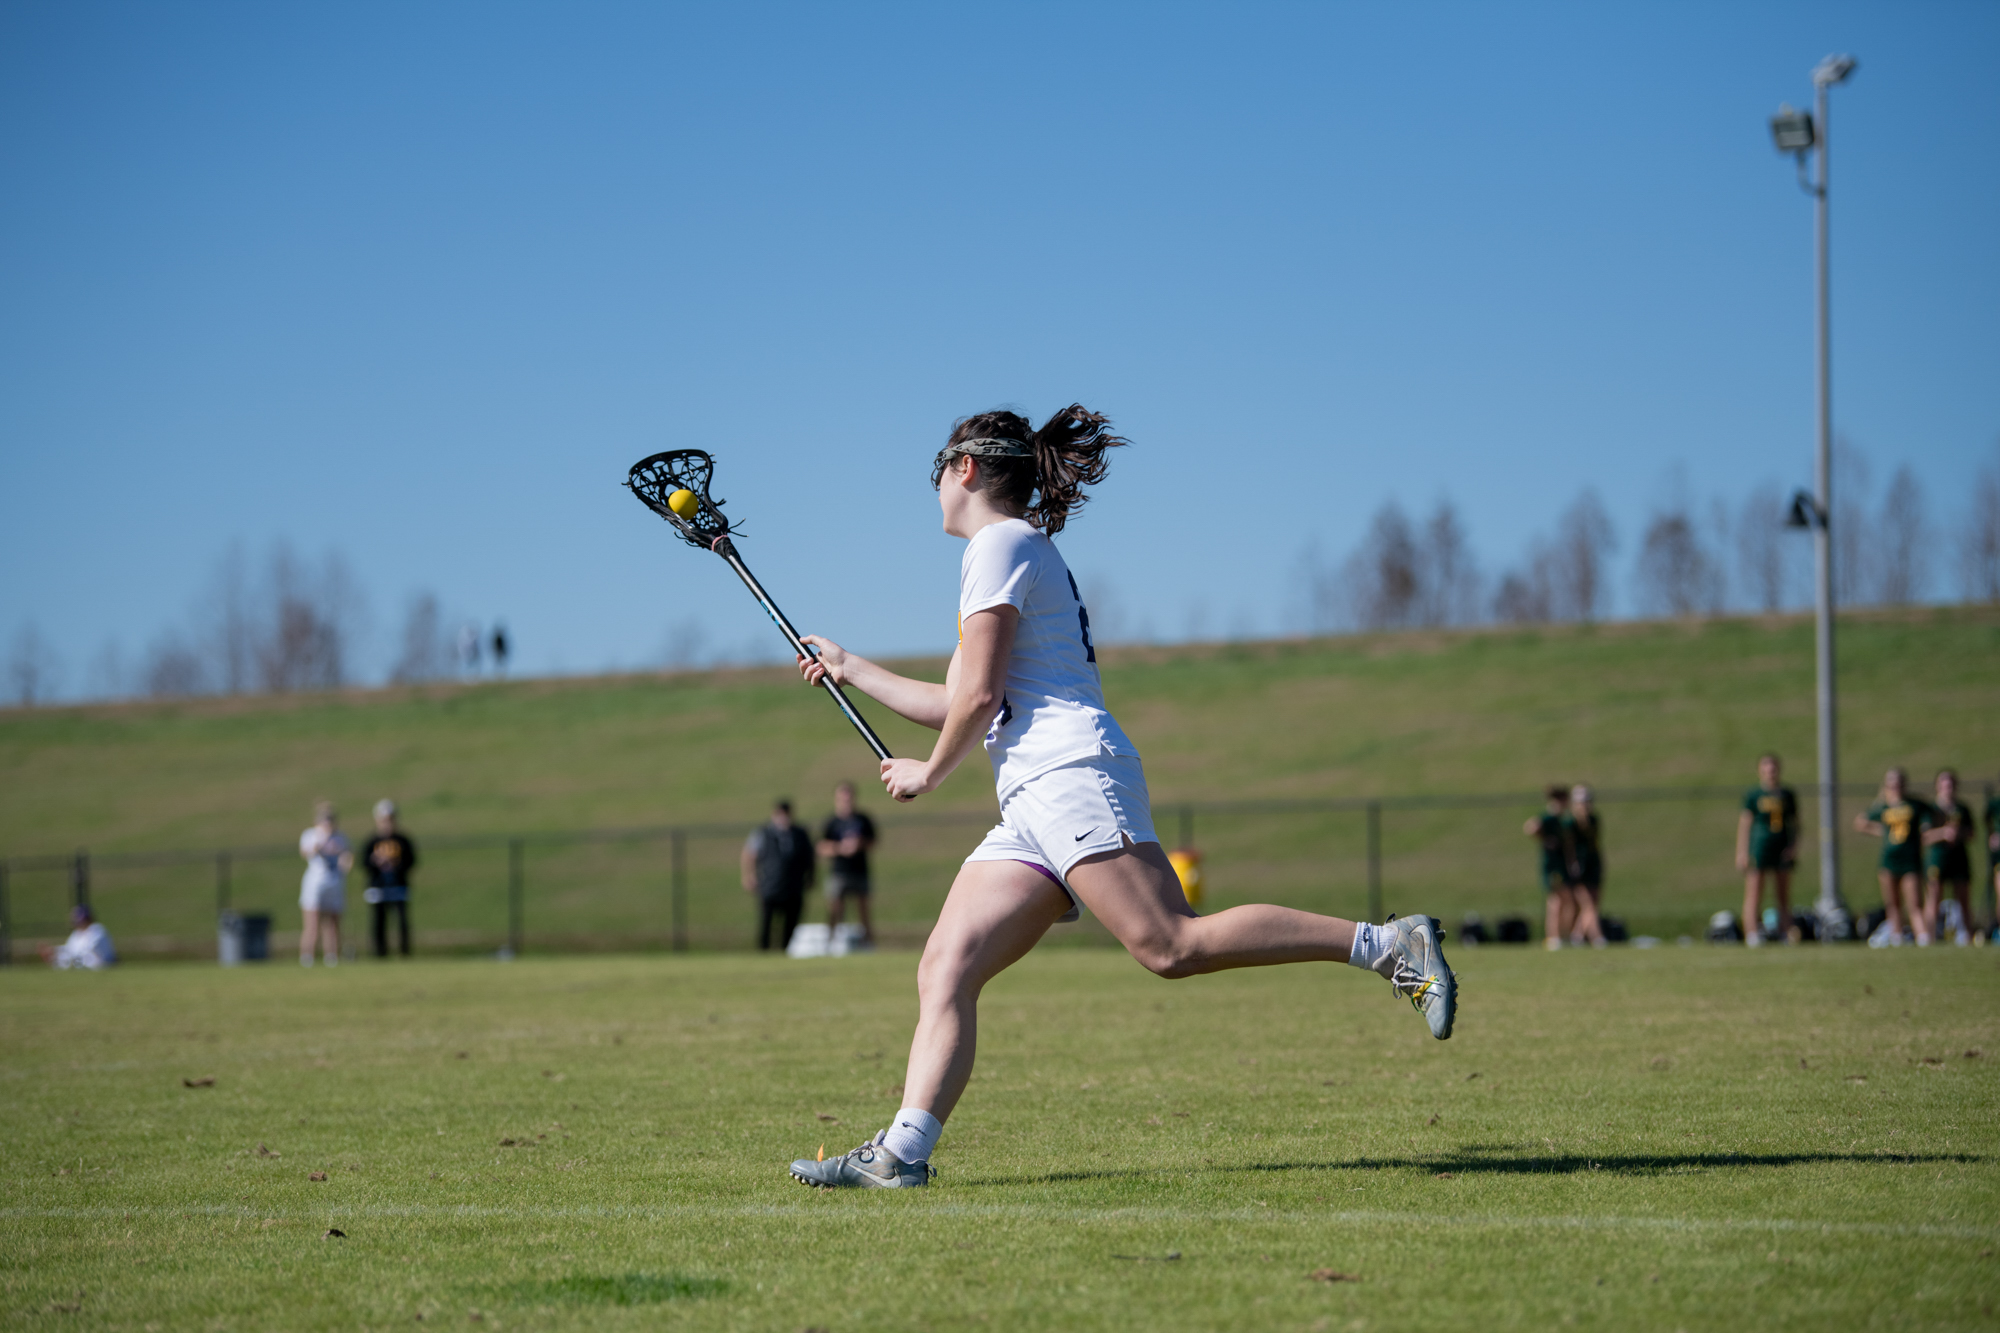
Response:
[3,606,1996,954]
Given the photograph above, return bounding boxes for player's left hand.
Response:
[880,757,934,803]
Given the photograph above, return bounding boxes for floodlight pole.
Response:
[1806,57,1855,932]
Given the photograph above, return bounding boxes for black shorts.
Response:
[826,872,871,901]
[1930,851,1972,884]
[1748,839,1792,872]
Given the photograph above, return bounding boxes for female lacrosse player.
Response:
[1524,786,1576,949]
[1854,767,1929,947]
[1921,769,1975,946]
[785,407,1457,1189]
[1562,784,1608,948]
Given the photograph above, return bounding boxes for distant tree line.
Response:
[3,542,503,707]
[1303,439,2000,633]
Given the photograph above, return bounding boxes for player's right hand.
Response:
[797,635,847,687]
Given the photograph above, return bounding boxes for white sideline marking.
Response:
[5,1203,1993,1241]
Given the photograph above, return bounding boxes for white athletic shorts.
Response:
[964,752,1159,922]
[299,873,345,914]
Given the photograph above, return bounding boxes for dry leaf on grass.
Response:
[816,1113,839,1123]
[1309,1269,1360,1283]
[255,1144,281,1158]
[1434,1172,1455,1180]
[322,1228,345,1240]
[307,1171,327,1182]
[182,1076,216,1088]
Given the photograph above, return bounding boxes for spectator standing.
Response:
[491,624,510,677]
[361,798,418,958]
[741,799,816,951]
[298,802,352,966]
[1854,767,1930,947]
[1735,753,1800,946]
[818,780,879,948]
[39,905,115,969]
[1921,769,1975,946]
[1563,784,1608,947]
[1524,786,1575,950]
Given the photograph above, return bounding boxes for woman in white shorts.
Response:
[298,802,353,966]
[787,406,1457,1190]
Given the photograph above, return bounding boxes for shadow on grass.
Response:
[969,1149,1985,1186]
[501,1273,727,1306]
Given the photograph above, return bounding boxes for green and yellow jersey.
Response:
[1923,799,1975,880]
[1865,797,1928,877]
[1743,786,1798,869]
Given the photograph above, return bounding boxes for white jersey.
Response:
[958,518,1136,802]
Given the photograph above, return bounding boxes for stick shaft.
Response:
[715,541,893,762]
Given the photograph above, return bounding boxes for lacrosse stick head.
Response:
[626,449,734,550]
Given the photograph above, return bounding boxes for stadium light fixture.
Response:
[1771,54,1858,940]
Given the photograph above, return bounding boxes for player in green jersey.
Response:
[1523,785,1575,949]
[1853,767,1932,946]
[1987,781,2000,942]
[1734,753,1800,946]
[1562,784,1607,948]
[1920,769,1976,946]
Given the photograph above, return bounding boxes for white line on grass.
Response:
[7,1204,1994,1241]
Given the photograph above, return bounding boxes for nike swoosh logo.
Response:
[1075,829,1094,841]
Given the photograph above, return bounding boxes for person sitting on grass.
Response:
[783,406,1455,1190]
[39,904,116,970]
[1563,784,1608,948]
[1735,753,1800,947]
[1920,769,1976,947]
[1854,768,1930,947]
[1524,785,1575,950]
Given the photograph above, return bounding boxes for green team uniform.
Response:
[1743,786,1799,871]
[1865,797,1928,878]
[1988,795,2000,877]
[1563,810,1604,890]
[1533,812,1567,891]
[1925,799,1974,883]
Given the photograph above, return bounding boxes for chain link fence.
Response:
[4,783,1987,962]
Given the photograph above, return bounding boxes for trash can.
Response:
[218,912,272,965]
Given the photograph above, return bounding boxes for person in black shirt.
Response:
[819,781,879,948]
[361,799,418,957]
[741,799,816,951]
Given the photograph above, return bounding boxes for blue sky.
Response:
[2,2,1996,691]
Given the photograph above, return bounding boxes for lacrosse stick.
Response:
[626,449,893,762]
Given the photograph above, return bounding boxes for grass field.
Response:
[2,606,1998,953]
[4,947,1997,1330]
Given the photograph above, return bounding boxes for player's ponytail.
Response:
[932,405,1130,536]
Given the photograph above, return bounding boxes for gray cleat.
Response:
[789,1130,933,1189]
[1375,914,1457,1040]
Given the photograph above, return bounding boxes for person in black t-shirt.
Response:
[741,800,816,951]
[360,799,418,957]
[819,781,879,947]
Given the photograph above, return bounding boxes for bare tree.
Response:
[1734,483,1791,612]
[255,544,363,693]
[1415,501,1482,627]
[660,617,709,669]
[6,624,64,707]
[1492,540,1557,624]
[1960,444,2000,603]
[1635,508,1725,618]
[85,641,129,701]
[1876,465,1928,605]
[143,631,208,697]
[391,593,453,683]
[1339,502,1422,630]
[197,543,257,694]
[1550,490,1617,621]
[1832,438,1873,606]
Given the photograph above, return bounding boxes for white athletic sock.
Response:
[1347,922,1389,970]
[881,1107,942,1164]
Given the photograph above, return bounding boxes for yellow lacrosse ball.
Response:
[667,488,699,519]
